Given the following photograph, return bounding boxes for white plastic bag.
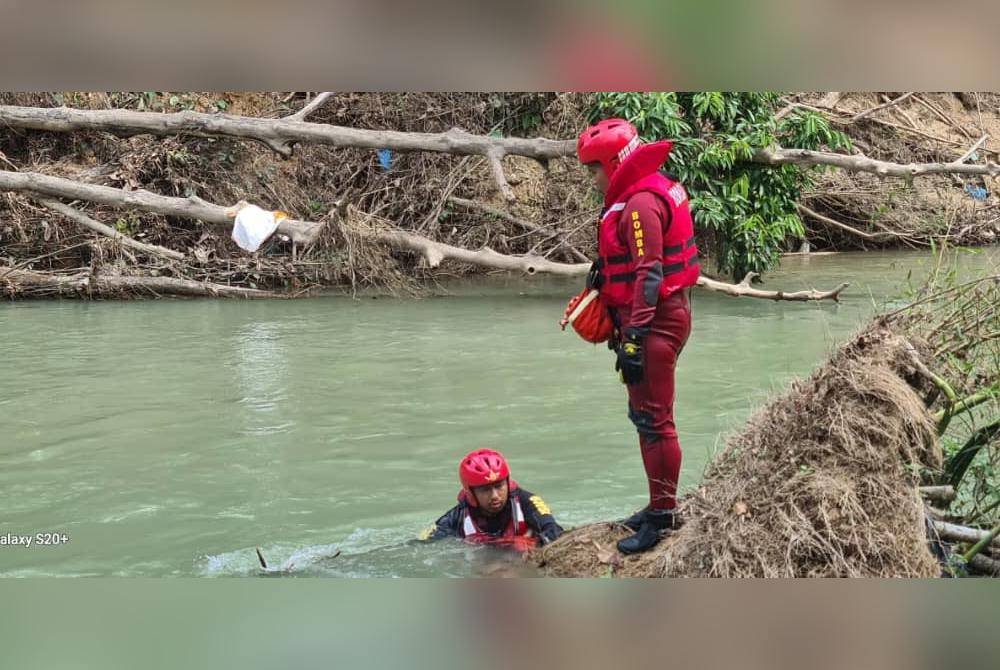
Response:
[230,204,286,252]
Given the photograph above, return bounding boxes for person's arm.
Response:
[516,489,563,544]
[619,191,670,333]
[417,504,464,542]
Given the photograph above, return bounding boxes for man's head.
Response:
[459,448,511,515]
[577,118,640,194]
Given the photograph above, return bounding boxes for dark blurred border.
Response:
[1,580,998,669]
[2,1,999,89]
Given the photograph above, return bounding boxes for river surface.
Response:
[2,249,997,576]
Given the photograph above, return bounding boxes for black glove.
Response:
[615,327,645,385]
[538,524,564,545]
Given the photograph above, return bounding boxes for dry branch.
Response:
[365,219,848,302]
[756,147,1000,178]
[969,554,1000,575]
[37,198,185,261]
[0,170,325,247]
[287,92,334,122]
[797,203,914,242]
[953,135,989,165]
[0,104,574,200]
[6,104,998,192]
[698,272,849,302]
[852,92,915,122]
[919,485,957,504]
[933,520,1000,548]
[447,196,591,263]
[0,266,275,299]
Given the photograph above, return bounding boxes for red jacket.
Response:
[596,141,699,330]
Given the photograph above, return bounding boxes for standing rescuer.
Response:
[575,118,699,554]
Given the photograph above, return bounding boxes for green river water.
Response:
[2,249,997,577]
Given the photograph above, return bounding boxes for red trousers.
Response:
[623,290,692,511]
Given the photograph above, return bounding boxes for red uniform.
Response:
[596,141,698,511]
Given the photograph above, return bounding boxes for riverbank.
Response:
[2,92,999,300]
[532,270,999,578]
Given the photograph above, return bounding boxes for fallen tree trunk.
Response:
[4,105,998,183]
[0,104,573,199]
[698,272,849,302]
[0,266,276,299]
[0,169,851,302]
[919,485,957,504]
[969,554,1000,575]
[363,214,849,302]
[37,198,185,261]
[932,520,1000,549]
[0,104,574,161]
[0,170,325,246]
[756,147,1000,178]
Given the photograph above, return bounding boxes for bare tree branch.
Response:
[0,266,275,299]
[287,92,335,122]
[447,196,591,263]
[5,104,998,185]
[36,197,185,261]
[0,170,326,247]
[757,147,1000,178]
[852,92,915,122]
[0,105,573,163]
[953,134,989,165]
[797,203,914,242]
[358,210,848,301]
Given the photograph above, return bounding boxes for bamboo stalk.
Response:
[932,385,999,425]
[962,521,1000,564]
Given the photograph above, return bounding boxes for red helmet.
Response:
[577,118,641,178]
[459,448,511,507]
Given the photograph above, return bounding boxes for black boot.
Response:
[617,509,674,555]
[619,506,649,531]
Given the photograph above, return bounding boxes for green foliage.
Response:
[589,93,851,280]
[114,212,140,236]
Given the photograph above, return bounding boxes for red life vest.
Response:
[595,141,699,309]
[457,494,537,552]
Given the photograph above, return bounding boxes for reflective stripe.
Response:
[610,272,637,283]
[460,498,527,539]
[462,513,477,537]
[602,202,627,221]
[513,498,525,528]
[663,236,697,256]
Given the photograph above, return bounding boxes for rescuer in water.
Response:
[420,448,563,551]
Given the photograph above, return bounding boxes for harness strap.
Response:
[663,236,697,256]
[663,258,700,276]
[604,252,632,265]
[609,272,637,283]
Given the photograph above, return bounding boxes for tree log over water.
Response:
[0,170,850,302]
[0,266,276,299]
[0,170,325,247]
